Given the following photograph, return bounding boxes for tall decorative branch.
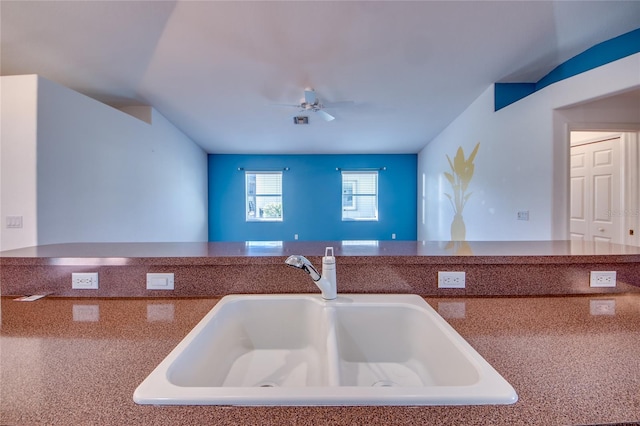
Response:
[444,143,480,241]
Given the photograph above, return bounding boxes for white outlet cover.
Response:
[590,271,616,288]
[72,272,99,289]
[438,271,466,289]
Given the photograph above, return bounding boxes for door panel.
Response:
[569,137,622,243]
[592,174,612,222]
[570,151,587,241]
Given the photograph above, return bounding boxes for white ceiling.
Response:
[2,1,639,154]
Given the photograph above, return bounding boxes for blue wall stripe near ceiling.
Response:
[493,83,536,111]
[495,27,640,111]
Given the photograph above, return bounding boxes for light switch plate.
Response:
[6,216,23,228]
[146,273,175,290]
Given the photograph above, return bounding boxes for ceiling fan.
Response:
[275,88,353,122]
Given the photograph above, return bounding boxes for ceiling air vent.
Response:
[293,116,309,125]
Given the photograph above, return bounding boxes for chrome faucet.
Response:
[285,247,337,300]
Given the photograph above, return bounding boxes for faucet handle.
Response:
[323,247,335,264]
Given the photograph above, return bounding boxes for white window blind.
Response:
[246,172,283,221]
[341,171,378,221]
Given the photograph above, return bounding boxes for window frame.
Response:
[245,171,283,222]
[341,171,378,221]
[342,180,357,210]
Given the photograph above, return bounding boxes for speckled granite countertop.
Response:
[1,294,639,425]
[2,241,639,298]
[3,240,640,265]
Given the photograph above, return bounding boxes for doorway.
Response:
[569,131,639,246]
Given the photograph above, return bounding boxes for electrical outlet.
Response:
[590,271,616,288]
[438,271,466,289]
[72,272,99,289]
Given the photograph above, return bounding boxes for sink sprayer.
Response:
[285,247,337,300]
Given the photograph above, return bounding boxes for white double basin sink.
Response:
[134,294,517,406]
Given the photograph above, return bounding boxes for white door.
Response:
[570,136,623,243]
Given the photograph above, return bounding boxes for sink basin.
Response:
[334,304,479,388]
[167,297,332,388]
[134,294,517,406]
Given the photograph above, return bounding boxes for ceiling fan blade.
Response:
[304,89,317,105]
[317,109,335,121]
[270,103,302,108]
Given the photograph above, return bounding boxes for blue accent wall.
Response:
[495,27,640,111]
[208,154,417,241]
[494,83,536,111]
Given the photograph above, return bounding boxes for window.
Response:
[341,171,378,221]
[246,172,283,221]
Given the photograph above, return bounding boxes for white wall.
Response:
[0,75,39,251]
[0,75,208,249]
[418,53,640,241]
